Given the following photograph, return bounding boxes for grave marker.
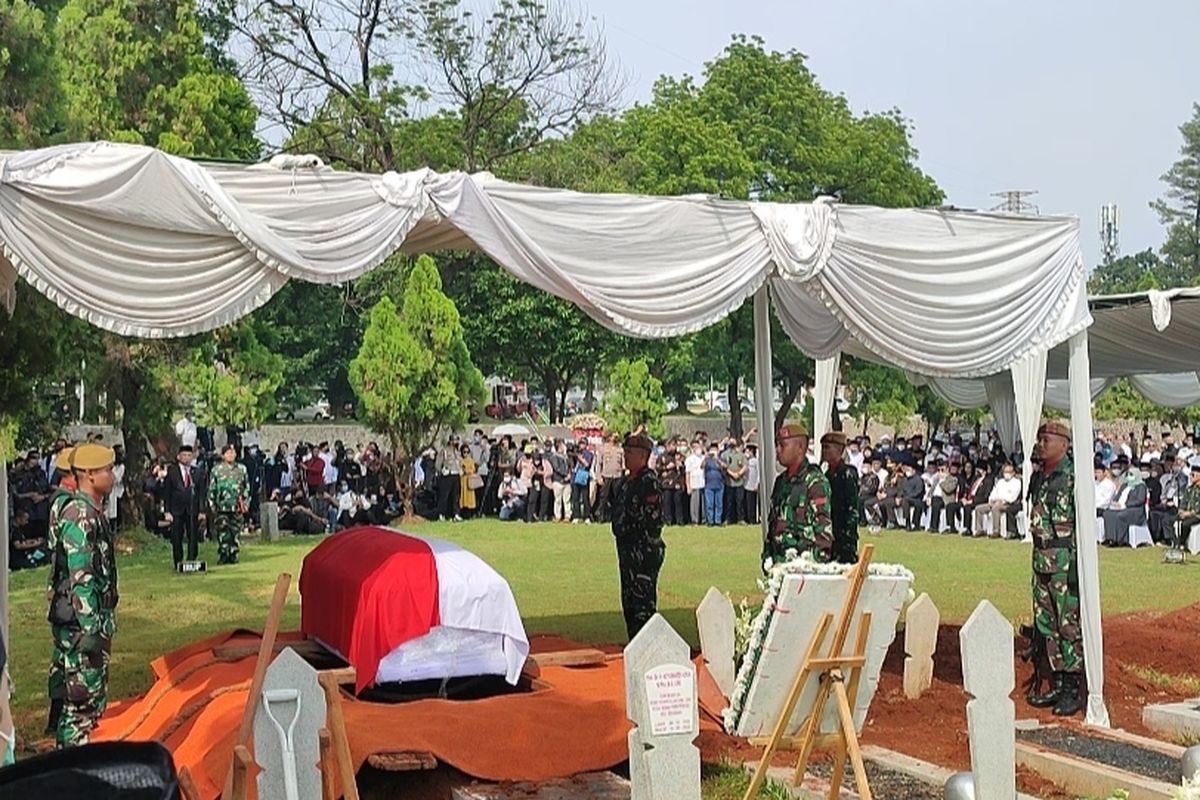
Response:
[262,501,280,542]
[254,647,327,800]
[624,614,700,800]
[696,587,736,699]
[903,593,940,700]
[959,601,1015,800]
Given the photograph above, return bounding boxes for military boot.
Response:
[1053,673,1084,717]
[1027,671,1063,708]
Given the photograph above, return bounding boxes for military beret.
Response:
[70,443,115,470]
[777,424,809,441]
[1037,421,1071,440]
[54,446,77,472]
[623,433,653,452]
[820,431,848,448]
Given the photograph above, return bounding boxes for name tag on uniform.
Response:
[177,560,207,573]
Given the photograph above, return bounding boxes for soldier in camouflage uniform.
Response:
[611,432,665,640]
[44,446,77,736]
[48,443,119,747]
[209,444,249,565]
[1173,464,1200,548]
[821,431,860,564]
[1026,422,1084,717]
[764,424,832,570]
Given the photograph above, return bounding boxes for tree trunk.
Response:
[544,375,559,425]
[862,412,871,437]
[114,365,151,529]
[831,400,842,432]
[774,383,801,436]
[974,419,982,444]
[584,366,596,413]
[394,437,419,523]
[728,378,743,438]
[558,384,570,423]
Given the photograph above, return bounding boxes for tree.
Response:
[841,358,918,435]
[57,0,259,158]
[233,0,619,173]
[1088,248,1175,294]
[602,358,665,438]
[349,255,485,514]
[0,0,63,148]
[165,322,285,429]
[1152,103,1200,277]
[915,386,953,441]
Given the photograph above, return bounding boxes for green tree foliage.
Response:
[1088,249,1174,294]
[841,359,919,435]
[1093,378,1200,432]
[0,0,63,147]
[349,256,485,508]
[602,358,665,438]
[166,322,284,428]
[57,0,259,158]
[1152,103,1200,277]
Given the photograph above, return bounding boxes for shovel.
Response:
[262,688,302,800]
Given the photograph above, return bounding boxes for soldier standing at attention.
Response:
[43,445,76,736]
[49,443,119,747]
[611,432,665,640]
[821,431,860,564]
[1026,422,1084,717]
[209,444,249,565]
[764,424,832,570]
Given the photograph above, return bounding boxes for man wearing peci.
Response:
[164,444,201,568]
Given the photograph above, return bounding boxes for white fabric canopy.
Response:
[1,142,1091,381]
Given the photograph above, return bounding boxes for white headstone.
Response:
[253,646,326,800]
[903,593,940,700]
[696,587,736,699]
[624,614,700,800]
[731,571,910,738]
[261,501,280,542]
[959,601,1015,800]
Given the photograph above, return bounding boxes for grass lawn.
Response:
[7,520,1193,748]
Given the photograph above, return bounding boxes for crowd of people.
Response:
[9,423,1198,572]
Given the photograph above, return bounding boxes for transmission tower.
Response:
[1099,203,1120,265]
[990,190,1039,214]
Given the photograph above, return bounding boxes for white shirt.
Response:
[1144,449,1162,463]
[989,475,1022,504]
[876,467,889,487]
[322,452,337,485]
[847,450,864,473]
[684,452,704,492]
[175,417,197,447]
[745,456,760,492]
[1094,478,1116,510]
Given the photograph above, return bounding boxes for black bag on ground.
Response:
[0,740,180,800]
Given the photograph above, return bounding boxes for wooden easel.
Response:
[742,544,877,800]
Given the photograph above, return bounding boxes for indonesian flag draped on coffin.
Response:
[299,527,529,693]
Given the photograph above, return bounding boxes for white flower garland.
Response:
[722,552,915,733]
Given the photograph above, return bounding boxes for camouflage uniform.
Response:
[763,464,832,569]
[208,461,249,564]
[44,483,77,730]
[1029,455,1081,674]
[827,462,860,564]
[611,467,665,640]
[48,491,118,748]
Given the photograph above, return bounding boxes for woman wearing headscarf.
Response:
[1102,457,1148,546]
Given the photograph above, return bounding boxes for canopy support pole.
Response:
[1068,329,1109,727]
[0,464,8,647]
[753,286,777,532]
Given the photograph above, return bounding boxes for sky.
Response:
[591,0,1199,268]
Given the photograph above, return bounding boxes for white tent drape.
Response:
[1011,351,1049,540]
[813,353,841,444]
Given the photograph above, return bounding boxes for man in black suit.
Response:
[164,444,201,567]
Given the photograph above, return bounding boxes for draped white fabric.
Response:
[813,353,842,444]
[983,374,1019,452]
[0,141,1091,384]
[1011,351,1048,537]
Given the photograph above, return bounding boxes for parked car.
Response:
[277,399,332,421]
[712,395,755,413]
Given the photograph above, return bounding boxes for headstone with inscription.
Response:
[624,614,700,800]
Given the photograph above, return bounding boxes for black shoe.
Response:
[961,530,973,537]
[1028,671,1063,708]
[1053,673,1084,716]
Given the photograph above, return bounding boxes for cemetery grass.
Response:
[6,521,1195,748]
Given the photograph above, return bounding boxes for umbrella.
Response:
[491,423,532,437]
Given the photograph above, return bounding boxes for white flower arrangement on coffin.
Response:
[722,551,915,734]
